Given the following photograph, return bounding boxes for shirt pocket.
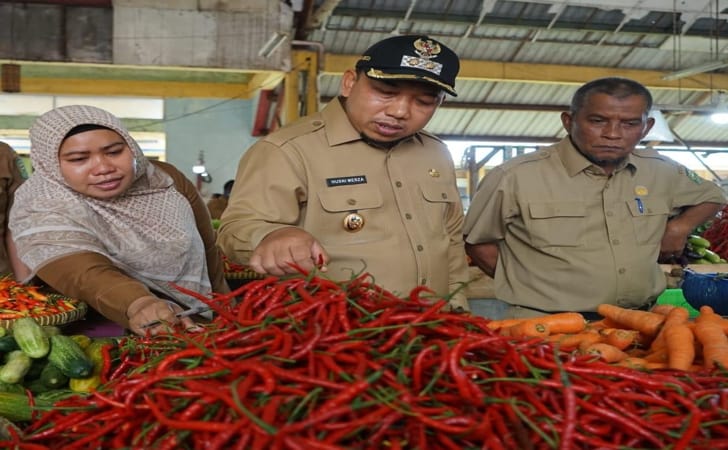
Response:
[419,182,458,236]
[316,185,387,244]
[627,197,670,245]
[527,201,586,248]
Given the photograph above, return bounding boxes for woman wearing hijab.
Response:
[9,105,228,335]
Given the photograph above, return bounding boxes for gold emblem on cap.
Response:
[413,38,441,59]
[634,185,648,196]
[428,169,440,177]
[343,213,365,232]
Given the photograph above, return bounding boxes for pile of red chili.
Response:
[701,204,728,259]
[0,277,77,319]
[3,271,728,449]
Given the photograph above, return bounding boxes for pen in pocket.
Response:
[635,197,644,214]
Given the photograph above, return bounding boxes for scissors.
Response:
[140,305,211,329]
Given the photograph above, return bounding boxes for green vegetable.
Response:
[0,391,50,422]
[688,234,711,249]
[0,336,18,353]
[0,380,24,394]
[12,317,50,358]
[0,350,32,384]
[47,335,94,379]
[704,249,722,264]
[39,362,69,389]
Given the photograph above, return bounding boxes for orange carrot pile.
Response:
[490,303,728,372]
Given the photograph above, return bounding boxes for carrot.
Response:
[486,318,525,331]
[548,330,602,351]
[663,324,695,371]
[603,329,640,350]
[583,342,629,363]
[596,304,666,337]
[615,357,649,370]
[650,304,677,316]
[649,307,689,352]
[500,321,550,339]
[694,318,728,370]
[643,348,668,364]
[533,312,586,334]
[585,318,620,330]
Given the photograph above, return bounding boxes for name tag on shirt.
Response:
[326,175,367,187]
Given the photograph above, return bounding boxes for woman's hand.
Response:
[126,296,202,336]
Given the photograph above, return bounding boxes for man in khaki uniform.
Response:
[464,77,727,319]
[218,35,469,309]
[0,141,28,277]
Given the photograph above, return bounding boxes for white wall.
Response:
[164,98,258,198]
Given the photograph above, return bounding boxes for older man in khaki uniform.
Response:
[0,141,27,277]
[218,35,469,310]
[464,77,727,319]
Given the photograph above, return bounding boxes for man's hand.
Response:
[126,296,201,336]
[249,227,329,276]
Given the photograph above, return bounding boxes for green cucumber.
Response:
[0,351,32,384]
[0,336,18,353]
[11,317,50,358]
[0,391,50,422]
[688,234,711,249]
[39,362,69,389]
[0,380,24,394]
[47,335,94,379]
[704,249,722,264]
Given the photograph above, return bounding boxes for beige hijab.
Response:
[9,105,211,308]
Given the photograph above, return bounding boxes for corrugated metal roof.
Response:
[307,0,728,150]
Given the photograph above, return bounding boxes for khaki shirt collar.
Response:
[321,97,424,148]
[557,137,636,177]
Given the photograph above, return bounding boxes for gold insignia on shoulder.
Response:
[634,185,648,196]
[428,169,440,177]
[343,213,365,232]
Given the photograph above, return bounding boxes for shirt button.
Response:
[421,278,426,285]
[347,198,356,206]
[606,211,614,217]
[441,193,447,199]
[395,181,403,187]
[618,268,626,274]
[405,213,412,220]
[616,299,625,306]
[612,239,620,245]
[417,245,424,251]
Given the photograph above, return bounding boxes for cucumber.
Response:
[0,391,50,422]
[0,336,19,353]
[704,249,722,264]
[688,234,711,249]
[11,317,50,358]
[69,334,92,350]
[47,335,94,379]
[0,380,24,394]
[69,374,101,393]
[39,363,69,389]
[0,351,32,384]
[23,357,48,381]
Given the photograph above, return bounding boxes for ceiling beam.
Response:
[17,78,257,99]
[324,54,728,91]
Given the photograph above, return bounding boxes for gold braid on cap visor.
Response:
[365,68,457,96]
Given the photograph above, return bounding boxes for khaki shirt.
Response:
[218,99,469,308]
[464,138,727,312]
[0,142,27,275]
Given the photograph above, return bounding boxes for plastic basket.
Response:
[656,288,699,319]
